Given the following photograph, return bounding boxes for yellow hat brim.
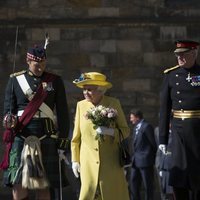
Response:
[73,79,112,89]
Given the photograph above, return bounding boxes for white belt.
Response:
[17,110,48,118]
[20,134,58,140]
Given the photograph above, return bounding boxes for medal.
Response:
[42,82,54,91]
[186,73,200,86]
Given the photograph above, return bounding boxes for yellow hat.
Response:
[73,72,112,89]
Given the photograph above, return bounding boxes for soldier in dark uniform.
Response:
[1,45,70,199]
[159,40,200,200]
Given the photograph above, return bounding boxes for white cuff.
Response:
[96,126,115,136]
[159,144,167,154]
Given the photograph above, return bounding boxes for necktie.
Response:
[134,126,139,143]
[135,125,140,135]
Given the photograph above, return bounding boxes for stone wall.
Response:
[1,0,200,198]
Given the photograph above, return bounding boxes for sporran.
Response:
[14,135,49,189]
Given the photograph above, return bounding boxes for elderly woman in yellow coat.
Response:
[71,72,130,200]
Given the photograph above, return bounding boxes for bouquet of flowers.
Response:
[85,105,118,142]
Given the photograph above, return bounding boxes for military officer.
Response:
[1,45,70,200]
[159,40,200,200]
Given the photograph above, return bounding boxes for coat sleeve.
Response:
[71,102,81,162]
[144,123,157,152]
[3,77,17,115]
[55,76,70,150]
[115,99,130,140]
[159,73,172,145]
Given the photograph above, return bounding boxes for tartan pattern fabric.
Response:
[3,136,68,188]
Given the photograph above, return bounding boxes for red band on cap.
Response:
[176,42,198,49]
[27,53,45,62]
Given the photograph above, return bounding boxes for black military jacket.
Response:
[159,64,200,144]
[3,70,70,149]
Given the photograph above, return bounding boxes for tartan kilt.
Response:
[3,133,68,188]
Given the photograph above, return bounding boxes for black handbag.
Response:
[118,129,131,167]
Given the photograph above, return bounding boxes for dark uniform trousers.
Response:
[173,188,200,200]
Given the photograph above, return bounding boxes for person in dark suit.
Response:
[159,40,200,200]
[1,44,70,199]
[129,109,157,200]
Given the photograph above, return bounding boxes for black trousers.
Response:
[130,166,154,200]
[173,187,200,200]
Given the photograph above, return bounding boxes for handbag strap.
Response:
[118,129,125,143]
[118,129,130,154]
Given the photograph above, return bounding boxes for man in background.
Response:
[129,109,157,200]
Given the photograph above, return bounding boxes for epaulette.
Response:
[10,70,26,77]
[164,65,180,74]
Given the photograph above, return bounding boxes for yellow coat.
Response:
[71,95,130,200]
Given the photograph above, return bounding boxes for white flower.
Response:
[101,109,107,116]
[97,105,103,111]
[92,110,96,115]
[108,112,114,118]
[85,105,118,142]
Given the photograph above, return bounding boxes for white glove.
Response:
[96,126,114,137]
[159,144,167,155]
[58,149,70,165]
[72,162,80,178]
[159,171,163,177]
